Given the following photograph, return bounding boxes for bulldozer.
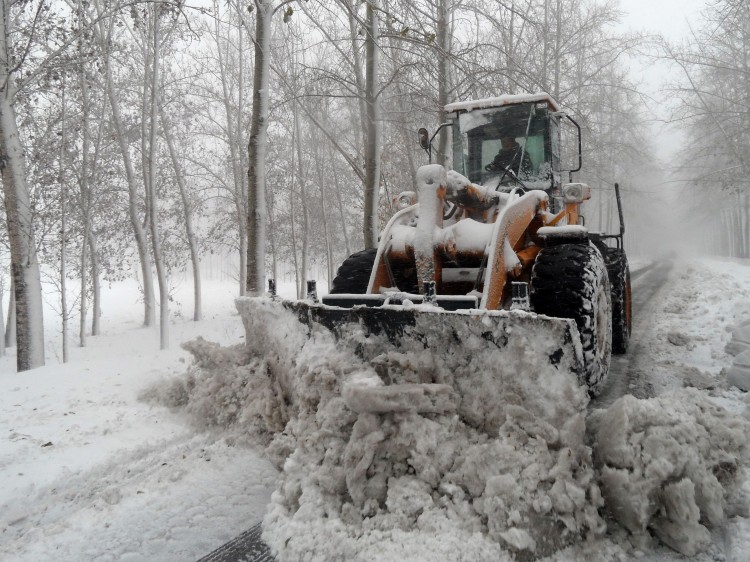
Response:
[246,93,631,399]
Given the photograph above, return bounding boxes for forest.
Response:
[0,0,747,372]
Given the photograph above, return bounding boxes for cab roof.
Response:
[445,93,560,114]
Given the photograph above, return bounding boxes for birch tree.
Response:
[141,4,171,348]
[0,0,49,370]
[194,0,251,295]
[361,0,381,249]
[93,0,157,328]
[246,0,273,296]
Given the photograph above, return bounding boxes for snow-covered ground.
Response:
[0,279,282,561]
[1,258,749,561]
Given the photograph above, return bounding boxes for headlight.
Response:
[562,183,591,203]
[394,191,417,210]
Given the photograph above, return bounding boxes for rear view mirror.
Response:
[418,127,430,150]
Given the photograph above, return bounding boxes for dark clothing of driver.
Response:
[486,137,532,177]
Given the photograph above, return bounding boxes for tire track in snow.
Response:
[591,259,674,409]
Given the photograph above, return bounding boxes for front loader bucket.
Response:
[236,296,585,432]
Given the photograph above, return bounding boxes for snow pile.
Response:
[142,337,289,449]
[588,389,750,556]
[726,319,750,356]
[642,259,750,396]
[223,297,608,560]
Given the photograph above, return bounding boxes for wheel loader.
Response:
[233,93,632,559]
[244,93,631,399]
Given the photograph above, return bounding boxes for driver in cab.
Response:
[485,136,532,178]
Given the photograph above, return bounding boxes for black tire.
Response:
[530,243,612,395]
[330,249,378,294]
[603,248,632,354]
[330,249,419,294]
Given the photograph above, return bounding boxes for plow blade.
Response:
[236,297,585,425]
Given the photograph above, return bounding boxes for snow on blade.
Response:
[588,389,750,556]
[228,297,608,560]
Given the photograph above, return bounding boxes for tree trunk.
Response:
[289,110,300,296]
[0,2,45,370]
[99,13,156,327]
[246,0,272,296]
[363,0,381,249]
[88,230,101,336]
[79,188,88,349]
[554,0,561,99]
[333,171,351,256]
[267,191,279,285]
[146,9,169,348]
[77,31,97,348]
[60,81,69,361]
[215,1,249,296]
[436,0,450,166]
[0,98,45,370]
[542,0,549,92]
[5,274,15,348]
[294,102,309,298]
[744,191,749,258]
[314,131,334,285]
[0,279,4,358]
[160,105,202,321]
[346,0,367,157]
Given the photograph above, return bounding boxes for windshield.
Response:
[452,103,552,190]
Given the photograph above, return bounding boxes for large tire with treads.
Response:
[330,249,377,294]
[603,248,632,354]
[530,243,612,395]
[330,249,419,294]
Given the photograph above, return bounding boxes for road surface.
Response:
[592,259,673,408]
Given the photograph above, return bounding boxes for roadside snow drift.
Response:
[588,389,749,556]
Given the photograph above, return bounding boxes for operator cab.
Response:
[442,93,581,211]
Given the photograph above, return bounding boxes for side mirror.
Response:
[418,127,430,150]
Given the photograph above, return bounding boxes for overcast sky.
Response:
[613,0,708,170]
[618,0,706,41]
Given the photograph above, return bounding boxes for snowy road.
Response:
[593,259,673,408]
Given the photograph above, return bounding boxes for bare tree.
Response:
[93,0,157,328]
[246,0,274,296]
[0,0,48,370]
[663,0,750,257]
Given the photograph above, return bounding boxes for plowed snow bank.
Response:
[589,389,749,556]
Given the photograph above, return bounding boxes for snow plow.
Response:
[251,93,630,397]
[232,93,635,558]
